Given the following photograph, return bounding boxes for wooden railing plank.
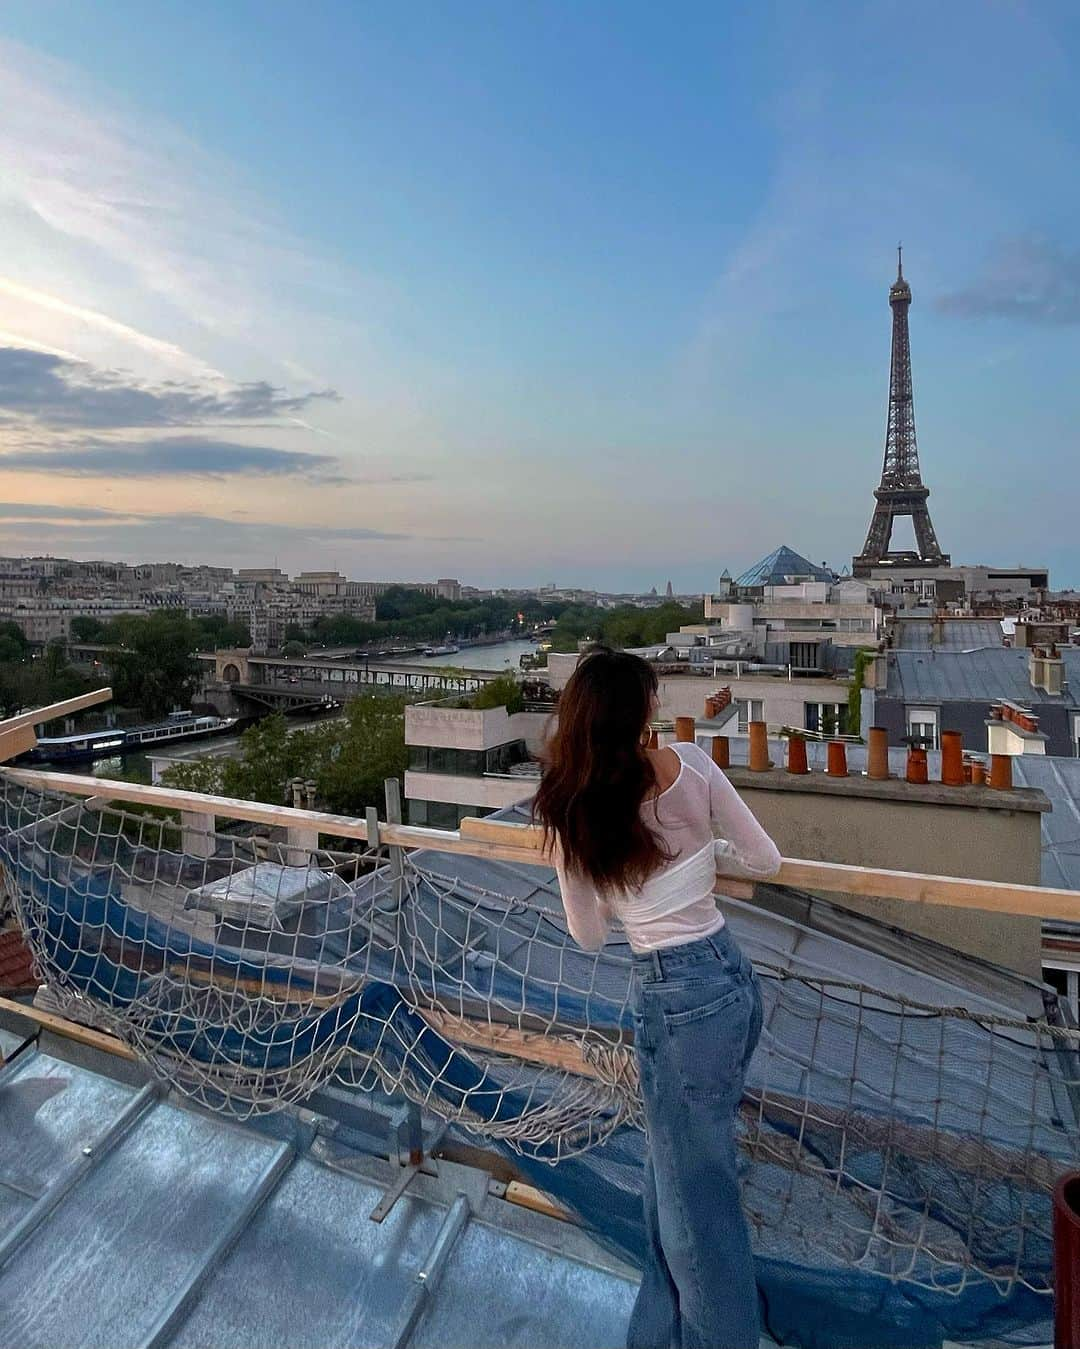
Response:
[0,687,112,734]
[0,725,40,765]
[3,767,373,842]
[3,766,1080,921]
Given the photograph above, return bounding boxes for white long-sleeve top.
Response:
[553,741,782,953]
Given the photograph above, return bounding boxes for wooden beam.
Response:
[503,1181,572,1223]
[419,1008,609,1080]
[459,815,544,851]
[773,857,1080,922]
[0,687,112,734]
[3,767,373,843]
[0,994,136,1061]
[0,725,38,765]
[5,767,1080,921]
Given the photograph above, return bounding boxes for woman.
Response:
[534,647,780,1349]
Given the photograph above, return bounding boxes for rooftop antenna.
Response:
[897,241,903,280]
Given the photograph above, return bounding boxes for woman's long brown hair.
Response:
[533,646,672,891]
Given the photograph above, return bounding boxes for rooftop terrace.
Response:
[0,690,1077,1347]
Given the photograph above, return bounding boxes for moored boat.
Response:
[25,710,240,765]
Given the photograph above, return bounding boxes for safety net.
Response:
[0,771,1076,1348]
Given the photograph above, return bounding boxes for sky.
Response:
[0,0,1076,592]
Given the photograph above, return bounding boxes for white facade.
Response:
[404,703,550,828]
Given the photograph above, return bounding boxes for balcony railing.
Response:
[3,689,1079,922]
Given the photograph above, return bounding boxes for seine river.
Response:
[392,638,538,671]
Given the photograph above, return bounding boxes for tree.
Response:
[164,714,321,804]
[161,697,410,817]
[160,754,227,797]
[0,635,24,664]
[0,622,29,654]
[190,614,251,650]
[281,640,307,658]
[472,672,524,714]
[70,616,106,642]
[0,639,92,718]
[316,695,409,815]
[110,610,201,716]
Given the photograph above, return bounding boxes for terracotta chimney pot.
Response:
[748,721,769,772]
[867,726,889,780]
[826,741,848,777]
[675,716,695,743]
[711,735,730,768]
[787,735,809,775]
[989,753,1013,790]
[941,730,965,787]
[906,746,928,785]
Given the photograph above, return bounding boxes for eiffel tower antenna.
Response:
[852,251,949,577]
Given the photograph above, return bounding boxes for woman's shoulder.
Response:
[670,740,711,769]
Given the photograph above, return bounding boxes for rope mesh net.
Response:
[1,771,1077,1346]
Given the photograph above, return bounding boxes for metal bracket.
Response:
[368,1119,449,1223]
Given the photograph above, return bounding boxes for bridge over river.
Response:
[200,650,504,712]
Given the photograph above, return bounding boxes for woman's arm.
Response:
[553,852,614,951]
[707,755,782,880]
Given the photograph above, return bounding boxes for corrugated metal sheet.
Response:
[885,647,1080,706]
[0,1043,637,1349]
[891,620,1006,651]
[1010,755,1080,893]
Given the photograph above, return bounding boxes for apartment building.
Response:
[404,700,550,828]
[868,643,1080,755]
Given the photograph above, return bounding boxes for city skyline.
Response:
[0,4,1077,589]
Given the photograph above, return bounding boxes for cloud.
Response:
[0,346,337,430]
[0,501,124,521]
[0,434,345,481]
[936,237,1080,325]
[0,38,383,388]
[0,502,407,546]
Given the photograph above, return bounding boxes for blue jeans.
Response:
[627,926,764,1349]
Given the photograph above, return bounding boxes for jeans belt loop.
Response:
[650,949,663,979]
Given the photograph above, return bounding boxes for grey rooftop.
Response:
[885,645,1080,705]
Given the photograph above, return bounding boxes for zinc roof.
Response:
[885,646,1080,706]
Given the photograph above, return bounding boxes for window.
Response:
[408,745,476,775]
[788,641,820,669]
[736,698,764,733]
[804,702,848,737]
[906,706,939,750]
[1044,964,1080,1023]
[407,741,529,777]
[408,799,492,828]
[484,740,530,775]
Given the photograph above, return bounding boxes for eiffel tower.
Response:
[852,249,949,577]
